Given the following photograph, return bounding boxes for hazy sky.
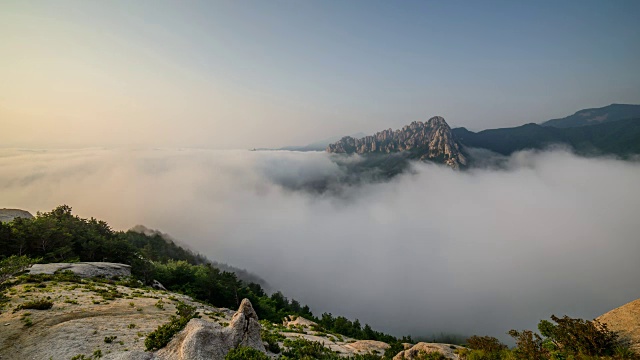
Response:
[2,0,640,148]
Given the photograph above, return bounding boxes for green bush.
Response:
[414,351,448,360]
[261,327,285,353]
[103,335,117,343]
[0,255,39,286]
[507,329,547,360]
[14,298,53,312]
[466,335,507,353]
[457,348,510,360]
[538,315,620,357]
[280,338,341,360]
[144,302,198,351]
[383,342,405,360]
[224,346,269,360]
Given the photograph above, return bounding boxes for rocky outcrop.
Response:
[283,314,318,328]
[326,116,466,168]
[28,262,132,278]
[597,298,640,352]
[152,280,168,291]
[102,299,265,360]
[154,299,265,360]
[345,340,390,354]
[0,208,33,223]
[393,342,463,360]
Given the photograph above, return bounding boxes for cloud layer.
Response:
[1,147,639,340]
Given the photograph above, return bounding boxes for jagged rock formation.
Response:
[393,342,464,359]
[597,298,640,352]
[0,208,33,223]
[326,116,466,168]
[28,262,132,278]
[152,299,265,360]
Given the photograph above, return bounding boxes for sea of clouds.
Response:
[1,147,639,340]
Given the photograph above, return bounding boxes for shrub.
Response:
[456,348,508,360]
[280,338,340,360]
[104,335,117,343]
[155,299,164,310]
[383,342,405,360]
[508,329,546,360]
[144,302,198,351]
[466,335,507,353]
[225,346,270,360]
[14,298,53,312]
[0,256,38,286]
[538,315,620,357]
[414,351,447,360]
[261,327,285,353]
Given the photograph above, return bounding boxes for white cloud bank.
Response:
[1,147,639,339]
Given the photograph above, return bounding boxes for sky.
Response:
[2,147,639,340]
[1,0,640,149]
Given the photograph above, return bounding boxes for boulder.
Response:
[154,298,265,360]
[344,339,390,354]
[28,262,131,278]
[152,280,167,291]
[393,342,463,360]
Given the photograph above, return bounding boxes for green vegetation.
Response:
[1,255,38,286]
[103,335,117,344]
[280,338,340,360]
[14,297,54,311]
[2,205,637,360]
[225,346,270,360]
[413,352,447,360]
[261,324,285,353]
[458,315,638,360]
[0,205,401,344]
[70,349,103,360]
[144,302,199,351]
[278,338,390,360]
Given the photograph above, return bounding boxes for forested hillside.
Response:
[0,205,401,343]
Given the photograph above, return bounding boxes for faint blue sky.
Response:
[1,0,639,148]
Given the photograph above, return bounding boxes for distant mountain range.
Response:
[322,104,640,167]
[541,104,640,128]
[452,103,640,158]
[259,104,640,181]
[453,117,640,157]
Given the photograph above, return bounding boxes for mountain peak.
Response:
[427,115,447,126]
[326,116,466,168]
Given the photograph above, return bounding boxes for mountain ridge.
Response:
[326,116,467,169]
[541,104,640,128]
[452,117,640,157]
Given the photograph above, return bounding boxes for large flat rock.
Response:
[28,262,132,278]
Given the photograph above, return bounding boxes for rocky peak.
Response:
[326,116,466,168]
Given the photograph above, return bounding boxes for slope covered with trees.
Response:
[0,205,401,343]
